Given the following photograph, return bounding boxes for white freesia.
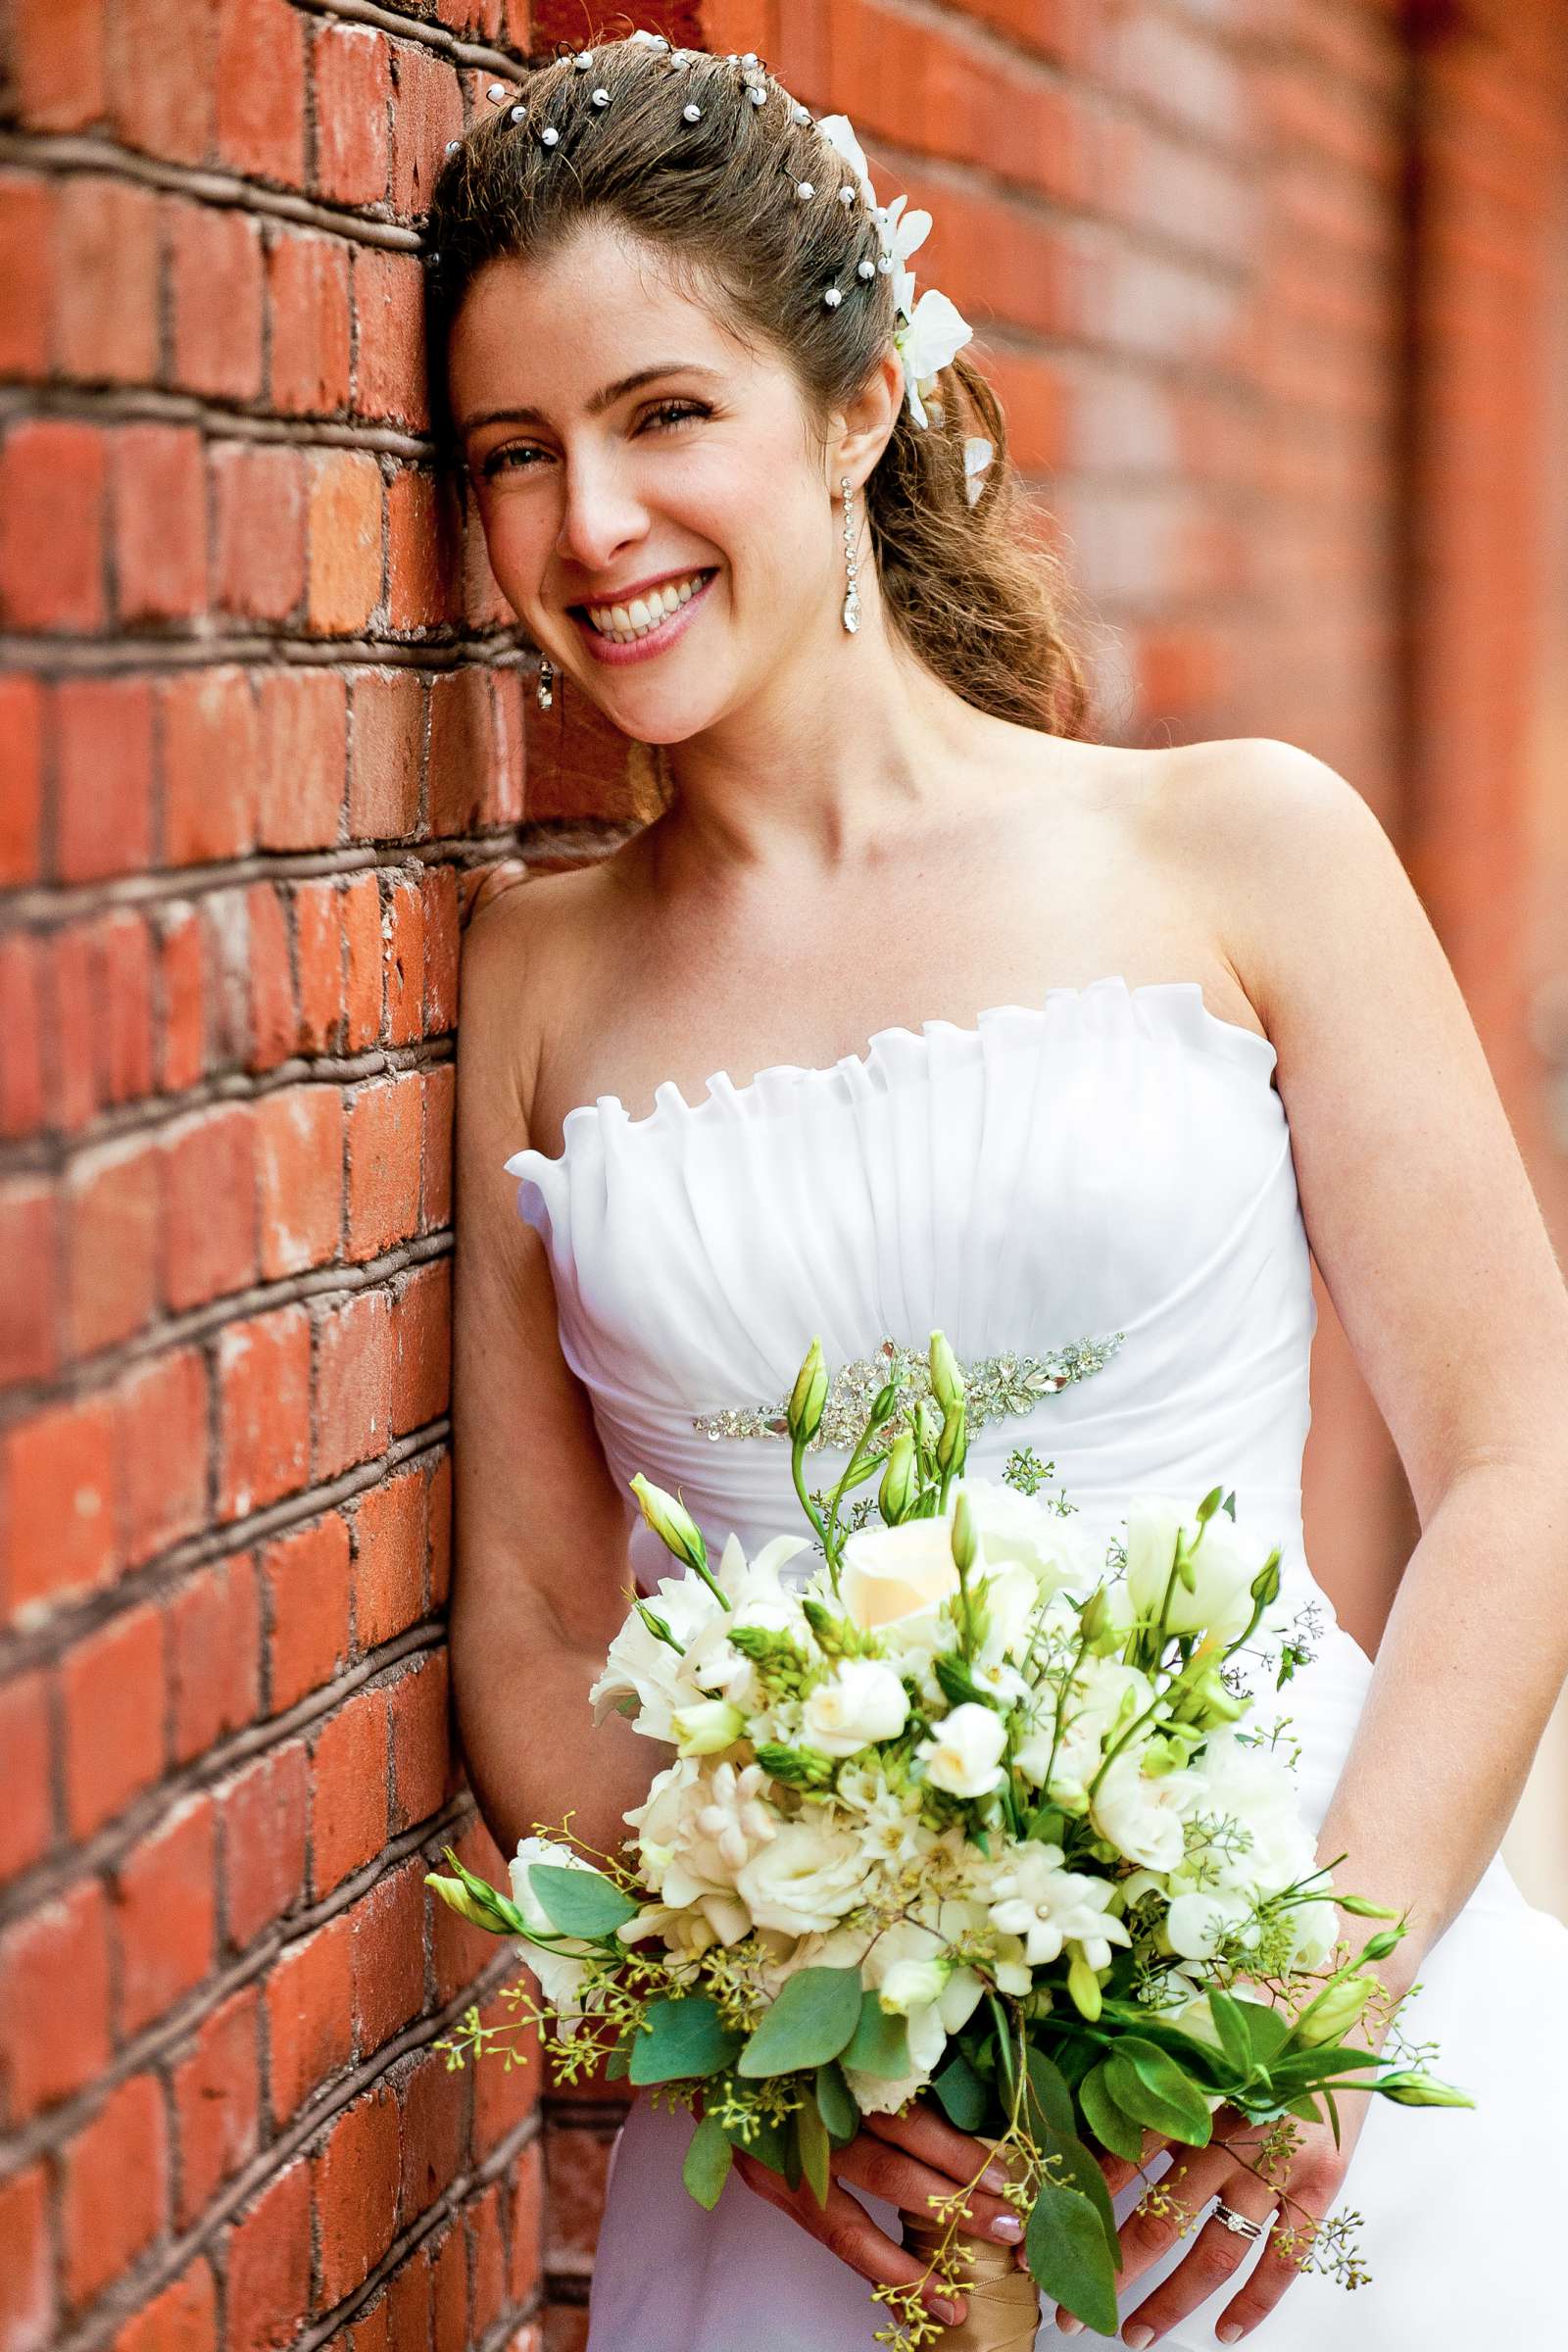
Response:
[801,1658,909,1757]
[841,1516,960,1635]
[917,1701,1008,1798]
[734,1814,871,1936]
[509,1838,601,2027]
[813,113,877,208]
[1125,1497,1258,1642]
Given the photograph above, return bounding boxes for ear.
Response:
[826,344,904,488]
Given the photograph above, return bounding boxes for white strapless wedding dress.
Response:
[506,976,1568,2349]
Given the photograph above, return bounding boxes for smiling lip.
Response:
[569,568,717,667]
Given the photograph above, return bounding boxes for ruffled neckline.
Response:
[504,974,1277,1177]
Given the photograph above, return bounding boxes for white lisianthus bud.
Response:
[669,1698,746,1756]
[841,1517,960,1632]
[879,1956,950,2015]
[879,1429,918,1521]
[1292,1973,1377,2048]
[788,1338,828,1445]
[917,1701,1008,1797]
[800,1659,909,1756]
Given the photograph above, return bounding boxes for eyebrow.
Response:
[460,362,724,439]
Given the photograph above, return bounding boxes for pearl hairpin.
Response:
[540,125,560,146]
[485,82,507,103]
[592,88,610,107]
[822,286,843,309]
[682,102,702,123]
[573,52,593,70]
[795,179,814,199]
[509,105,524,122]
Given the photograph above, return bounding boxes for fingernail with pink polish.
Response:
[929,2297,962,2326]
[990,2213,1022,2242]
[1122,2328,1155,2349]
[1055,2315,1086,2337]
[1217,2330,1245,2345]
[980,2162,1009,2192]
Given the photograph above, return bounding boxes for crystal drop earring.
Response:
[536,656,555,710]
[840,476,860,634]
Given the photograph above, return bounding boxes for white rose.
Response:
[800,1659,909,1757]
[879,1956,949,2015]
[917,1701,1008,1798]
[1165,1886,1254,1961]
[625,1757,773,1945]
[1125,1497,1257,1642]
[840,1517,960,1634]
[734,1815,871,1935]
[508,1838,601,2025]
[956,1479,1109,1596]
[1089,1747,1199,1872]
[669,1697,746,1756]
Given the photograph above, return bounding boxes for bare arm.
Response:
[1200,740,1568,1985]
[450,881,660,1860]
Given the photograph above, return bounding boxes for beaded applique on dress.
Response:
[690,1332,1125,1452]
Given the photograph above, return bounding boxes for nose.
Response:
[554,447,648,582]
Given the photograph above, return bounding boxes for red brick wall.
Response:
[3,6,1565,2351]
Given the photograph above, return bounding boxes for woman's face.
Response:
[449,220,861,743]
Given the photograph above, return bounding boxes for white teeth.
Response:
[584,570,710,642]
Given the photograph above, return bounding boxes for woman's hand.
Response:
[731,2100,1027,2329]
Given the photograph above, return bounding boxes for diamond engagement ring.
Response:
[1212,2198,1270,2242]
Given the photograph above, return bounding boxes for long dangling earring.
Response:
[840,476,860,634]
[536,655,555,710]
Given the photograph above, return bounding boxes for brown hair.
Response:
[423,29,1092,776]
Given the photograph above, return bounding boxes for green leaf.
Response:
[815,2060,860,2146]
[1104,2038,1213,2147]
[723,2111,789,2175]
[604,2035,632,2082]
[682,2113,734,2209]
[1024,2179,1121,2335]
[932,2050,989,2133]
[1024,2044,1077,2139]
[1037,2124,1122,2268]
[628,1997,742,2086]
[798,2088,831,2206]
[1204,1987,1255,2074]
[842,1988,911,2079]
[1231,1994,1293,2064]
[737,1968,863,2079]
[1078,2060,1145,2163]
[526,1863,639,1941]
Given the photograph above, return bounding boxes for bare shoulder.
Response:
[458,857,612,1122]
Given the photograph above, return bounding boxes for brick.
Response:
[2,1390,118,1624]
[386,469,444,629]
[294,879,346,1052]
[115,1345,209,1569]
[261,1513,351,1711]
[0,419,107,632]
[352,1469,425,1649]
[310,1685,389,1897]
[472,1984,538,2160]
[11,0,106,133]
[388,1649,450,1832]
[341,872,385,1050]
[431,1818,502,2004]
[0,673,44,885]
[268,230,352,415]
[112,2262,218,2352]
[216,1304,311,1522]
[156,902,207,1090]
[169,1554,261,1763]
[113,1795,217,2037]
[50,677,155,881]
[161,1103,258,1310]
[429,1453,451,1610]
[388,39,463,218]
[0,172,52,376]
[43,925,98,1132]
[211,442,308,621]
[384,2260,430,2349]
[159,667,260,864]
[399,2050,466,2231]
[61,2072,168,2309]
[108,0,219,165]
[171,1986,260,2228]
[313,22,392,207]
[314,2081,400,2304]
[216,0,306,183]
[422,869,460,1034]
[429,2222,466,2352]
[63,1134,159,1358]
[345,1073,422,1262]
[348,668,423,840]
[265,1912,352,2120]
[111,423,208,623]
[508,2134,544,2307]
[256,1084,344,1279]
[255,668,346,849]
[53,175,161,383]
[487,668,526,820]
[350,1858,425,2052]
[0,1671,54,1885]
[353,247,429,429]
[0,1178,57,1383]
[220,1740,308,1949]
[467,2180,507,2339]
[383,876,427,1047]
[83,910,157,1110]
[314,1286,394,1483]
[225,2161,311,2352]
[419,1060,455,1236]
[205,885,253,1071]
[0,2162,52,2352]
[169,199,265,402]
[427,666,491,832]
[61,1602,165,1837]
[306,450,383,633]
[391,1258,450,1436]
[246,880,295,1073]
[0,1877,111,2124]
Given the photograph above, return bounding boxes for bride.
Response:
[436,31,1568,2351]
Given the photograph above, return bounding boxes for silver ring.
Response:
[1212,2198,1269,2242]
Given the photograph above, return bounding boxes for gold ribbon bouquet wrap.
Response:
[900,2141,1042,2349]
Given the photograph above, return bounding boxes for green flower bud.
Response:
[928,1330,964,1414]
[1292,1973,1376,2048]
[1065,1949,1103,2022]
[935,1398,966,1476]
[670,1698,746,1756]
[629,1473,708,1573]
[1250,1549,1283,1609]
[1376,2071,1476,2108]
[788,1339,828,1445]
[425,1872,497,1932]
[1337,1893,1402,1919]
[951,1491,977,1575]
[879,1430,918,1523]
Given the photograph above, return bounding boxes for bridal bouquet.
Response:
[429,1334,1469,2347]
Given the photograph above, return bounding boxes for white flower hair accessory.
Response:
[815,111,994,472]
